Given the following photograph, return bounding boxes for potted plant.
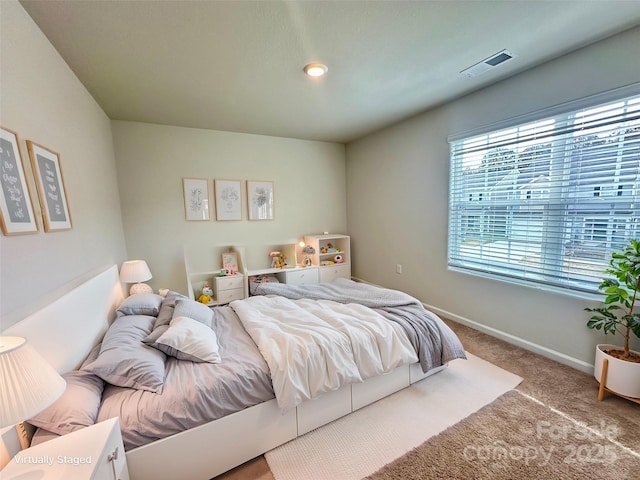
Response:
[585,238,640,400]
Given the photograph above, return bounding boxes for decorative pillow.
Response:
[173,298,213,327]
[28,370,104,436]
[155,291,188,328]
[151,316,222,363]
[117,293,163,317]
[82,315,166,393]
[142,324,169,345]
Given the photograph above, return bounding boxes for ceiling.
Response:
[19,1,640,144]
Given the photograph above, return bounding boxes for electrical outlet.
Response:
[396,264,402,274]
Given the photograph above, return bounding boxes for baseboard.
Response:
[350,276,594,375]
[424,304,594,375]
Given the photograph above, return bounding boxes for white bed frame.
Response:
[2,265,446,480]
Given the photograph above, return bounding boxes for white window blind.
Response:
[448,92,640,293]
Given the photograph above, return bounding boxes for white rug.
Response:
[265,353,522,480]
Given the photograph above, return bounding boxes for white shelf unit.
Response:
[185,242,314,302]
[184,244,247,304]
[303,234,351,283]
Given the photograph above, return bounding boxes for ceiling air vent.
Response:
[460,50,515,78]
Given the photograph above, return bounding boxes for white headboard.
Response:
[1,265,123,373]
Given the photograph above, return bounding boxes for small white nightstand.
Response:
[213,274,245,305]
[2,417,129,480]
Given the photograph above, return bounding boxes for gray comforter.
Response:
[250,278,467,372]
[96,307,275,450]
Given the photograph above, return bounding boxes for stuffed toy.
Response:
[270,251,281,268]
[198,283,213,304]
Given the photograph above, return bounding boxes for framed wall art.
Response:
[182,177,210,221]
[214,179,242,221]
[247,180,274,220]
[221,252,238,275]
[0,127,39,235]
[26,140,72,232]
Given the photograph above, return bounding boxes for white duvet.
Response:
[230,295,418,412]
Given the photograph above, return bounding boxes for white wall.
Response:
[112,121,346,294]
[0,1,127,329]
[346,26,640,370]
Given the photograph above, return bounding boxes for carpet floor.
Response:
[215,319,640,480]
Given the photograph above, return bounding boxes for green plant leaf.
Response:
[585,238,640,342]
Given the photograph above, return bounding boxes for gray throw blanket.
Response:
[251,278,466,372]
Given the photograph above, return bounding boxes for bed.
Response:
[2,265,466,479]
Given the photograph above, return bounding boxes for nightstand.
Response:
[214,274,245,304]
[2,417,129,479]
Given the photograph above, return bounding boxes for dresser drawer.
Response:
[217,288,244,304]
[285,268,319,285]
[216,275,244,291]
[319,264,351,283]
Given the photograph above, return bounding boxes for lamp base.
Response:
[130,283,153,295]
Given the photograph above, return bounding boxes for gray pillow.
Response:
[151,316,222,363]
[173,298,213,327]
[29,428,60,447]
[82,315,166,393]
[117,293,163,317]
[155,291,188,328]
[142,324,169,345]
[28,370,104,436]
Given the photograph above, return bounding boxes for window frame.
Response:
[447,84,640,295]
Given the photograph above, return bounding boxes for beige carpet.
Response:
[264,353,521,480]
[367,389,640,479]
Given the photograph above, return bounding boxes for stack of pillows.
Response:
[27,292,222,441]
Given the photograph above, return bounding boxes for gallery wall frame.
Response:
[182,177,210,221]
[247,180,274,221]
[214,179,242,221]
[0,127,39,235]
[26,140,72,232]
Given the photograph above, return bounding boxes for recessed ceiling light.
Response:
[303,63,328,77]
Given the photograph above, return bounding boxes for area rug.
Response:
[265,353,522,480]
[367,389,640,479]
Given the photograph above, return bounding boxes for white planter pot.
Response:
[594,344,640,399]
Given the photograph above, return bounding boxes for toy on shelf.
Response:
[269,251,289,268]
[198,283,213,304]
[334,254,344,264]
[269,251,281,268]
[320,242,341,254]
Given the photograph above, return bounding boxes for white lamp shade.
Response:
[120,260,152,283]
[0,337,66,428]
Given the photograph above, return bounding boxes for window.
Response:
[448,92,640,293]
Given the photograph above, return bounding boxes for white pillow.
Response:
[155,316,222,363]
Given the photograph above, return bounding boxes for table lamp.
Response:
[120,260,153,295]
[302,245,315,267]
[0,336,66,429]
